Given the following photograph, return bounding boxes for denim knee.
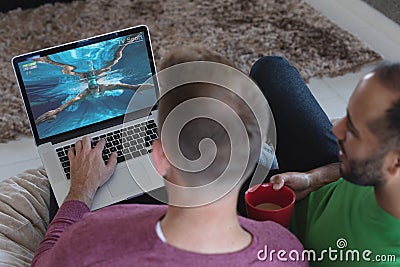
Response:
[249,56,290,79]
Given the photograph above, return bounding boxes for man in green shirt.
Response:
[249,57,400,266]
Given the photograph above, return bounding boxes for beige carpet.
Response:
[0,0,382,142]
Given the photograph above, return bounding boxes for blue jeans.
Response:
[237,56,339,215]
[250,56,339,172]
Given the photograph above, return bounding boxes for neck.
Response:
[160,190,252,254]
[375,181,400,219]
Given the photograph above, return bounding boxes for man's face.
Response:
[332,73,394,186]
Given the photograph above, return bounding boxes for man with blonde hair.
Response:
[32,47,306,266]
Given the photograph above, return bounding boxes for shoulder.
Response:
[66,204,167,242]
[238,217,306,266]
[77,203,167,231]
[91,203,168,218]
[56,204,166,256]
[321,178,370,193]
[46,204,167,266]
[239,216,304,251]
[309,178,372,206]
[239,215,293,234]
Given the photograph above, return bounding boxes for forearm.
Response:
[31,200,89,266]
[307,162,341,191]
[64,186,96,208]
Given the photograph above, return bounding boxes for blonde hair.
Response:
[157,47,262,187]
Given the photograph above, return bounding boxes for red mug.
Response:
[245,183,296,227]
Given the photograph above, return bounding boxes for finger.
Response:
[68,147,75,162]
[99,153,117,188]
[270,174,285,190]
[248,184,261,193]
[75,140,82,154]
[106,152,118,171]
[95,138,106,152]
[81,136,91,152]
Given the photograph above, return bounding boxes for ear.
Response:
[151,139,171,177]
[383,151,400,180]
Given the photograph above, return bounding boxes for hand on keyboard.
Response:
[64,136,117,207]
[56,120,158,180]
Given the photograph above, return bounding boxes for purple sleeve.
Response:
[31,200,89,266]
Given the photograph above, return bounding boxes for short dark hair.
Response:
[157,47,262,187]
[368,63,400,150]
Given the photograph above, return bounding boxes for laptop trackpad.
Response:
[107,163,152,198]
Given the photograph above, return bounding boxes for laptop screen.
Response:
[13,26,157,145]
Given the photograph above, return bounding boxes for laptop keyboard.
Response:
[55,120,158,180]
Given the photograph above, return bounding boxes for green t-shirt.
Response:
[290,178,400,267]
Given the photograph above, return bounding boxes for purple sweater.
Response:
[32,201,307,266]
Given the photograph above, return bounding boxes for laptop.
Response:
[12,25,165,210]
